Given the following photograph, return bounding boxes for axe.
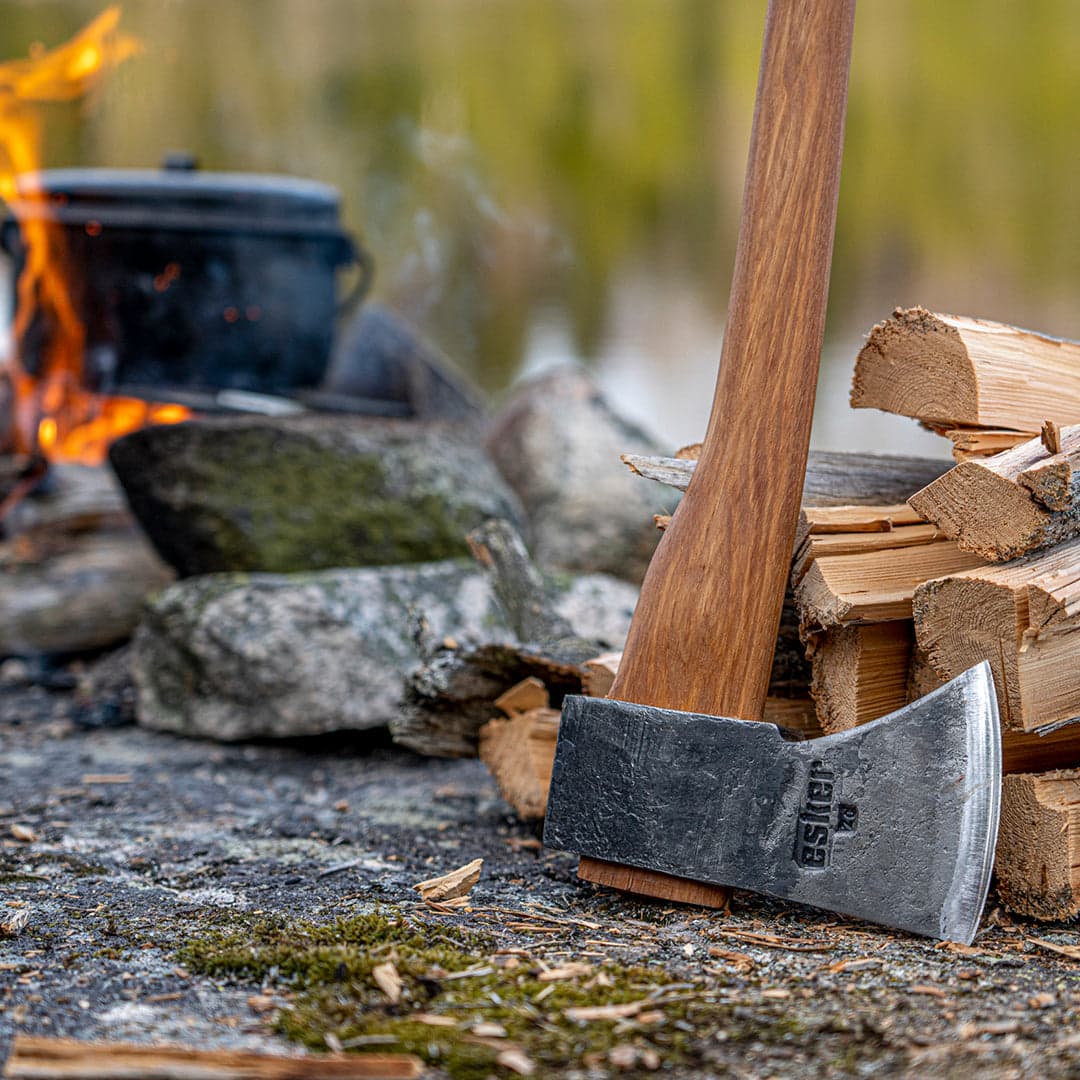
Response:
[543,0,1001,944]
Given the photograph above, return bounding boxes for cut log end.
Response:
[996,771,1080,920]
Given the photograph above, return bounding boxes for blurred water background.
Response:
[3,0,1080,457]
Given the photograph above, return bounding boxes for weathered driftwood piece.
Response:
[913,536,1080,732]
[1,1036,422,1079]
[794,542,986,628]
[394,522,620,757]
[806,622,913,733]
[851,306,1080,430]
[996,771,1080,920]
[466,519,576,643]
[623,449,950,506]
[909,427,1080,561]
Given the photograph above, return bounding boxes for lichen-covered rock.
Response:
[486,366,678,582]
[109,416,524,576]
[132,560,637,742]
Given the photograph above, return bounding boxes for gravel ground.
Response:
[1,654,1079,1078]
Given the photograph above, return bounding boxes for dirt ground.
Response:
[1,657,1079,1079]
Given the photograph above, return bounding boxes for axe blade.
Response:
[543,662,1000,944]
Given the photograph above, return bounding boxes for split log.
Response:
[913,536,1080,732]
[792,522,943,585]
[909,427,1080,561]
[794,542,986,628]
[623,449,950,505]
[851,307,1080,430]
[479,707,560,821]
[927,425,1035,462]
[794,503,923,545]
[1,1036,422,1079]
[996,771,1080,920]
[806,623,913,732]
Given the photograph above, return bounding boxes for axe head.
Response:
[543,663,1000,944]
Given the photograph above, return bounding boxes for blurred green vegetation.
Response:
[2,0,1080,394]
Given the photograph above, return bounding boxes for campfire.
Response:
[0,6,191,465]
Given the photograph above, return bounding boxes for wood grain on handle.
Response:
[609,0,856,719]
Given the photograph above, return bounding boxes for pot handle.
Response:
[336,235,375,320]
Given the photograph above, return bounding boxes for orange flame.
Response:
[1,7,189,465]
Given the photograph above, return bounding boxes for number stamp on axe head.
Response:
[542,0,1002,944]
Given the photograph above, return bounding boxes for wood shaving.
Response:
[537,962,592,982]
[0,908,30,937]
[10,824,37,843]
[372,961,402,1004]
[564,1000,648,1022]
[413,858,482,903]
[496,1049,536,1076]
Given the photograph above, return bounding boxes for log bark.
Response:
[623,449,950,505]
[996,771,1080,920]
[909,427,1080,561]
[913,537,1080,732]
[851,306,1080,430]
[1,1037,422,1079]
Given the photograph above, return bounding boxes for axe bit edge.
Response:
[544,662,1001,945]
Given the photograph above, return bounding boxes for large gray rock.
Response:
[0,464,173,656]
[108,416,524,576]
[487,366,678,582]
[132,560,637,742]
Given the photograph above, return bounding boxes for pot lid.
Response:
[4,154,347,237]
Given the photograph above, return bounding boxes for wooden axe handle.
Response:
[581,0,856,904]
[610,0,855,718]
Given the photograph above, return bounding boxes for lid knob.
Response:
[161,151,199,172]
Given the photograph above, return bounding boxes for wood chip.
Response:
[537,962,593,982]
[909,984,947,998]
[825,957,880,974]
[470,1022,506,1038]
[81,773,132,784]
[10,824,36,843]
[372,961,402,1004]
[495,1049,536,1076]
[0,908,30,938]
[413,1013,457,1028]
[413,858,482,903]
[564,1000,648,1022]
[1026,935,1080,961]
[715,930,831,953]
[494,677,550,717]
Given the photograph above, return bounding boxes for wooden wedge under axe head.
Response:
[543,0,1003,943]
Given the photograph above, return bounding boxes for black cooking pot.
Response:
[0,156,372,398]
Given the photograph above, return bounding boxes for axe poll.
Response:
[542,0,1001,943]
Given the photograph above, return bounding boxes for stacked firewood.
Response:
[826,306,1080,920]
[480,308,1080,926]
